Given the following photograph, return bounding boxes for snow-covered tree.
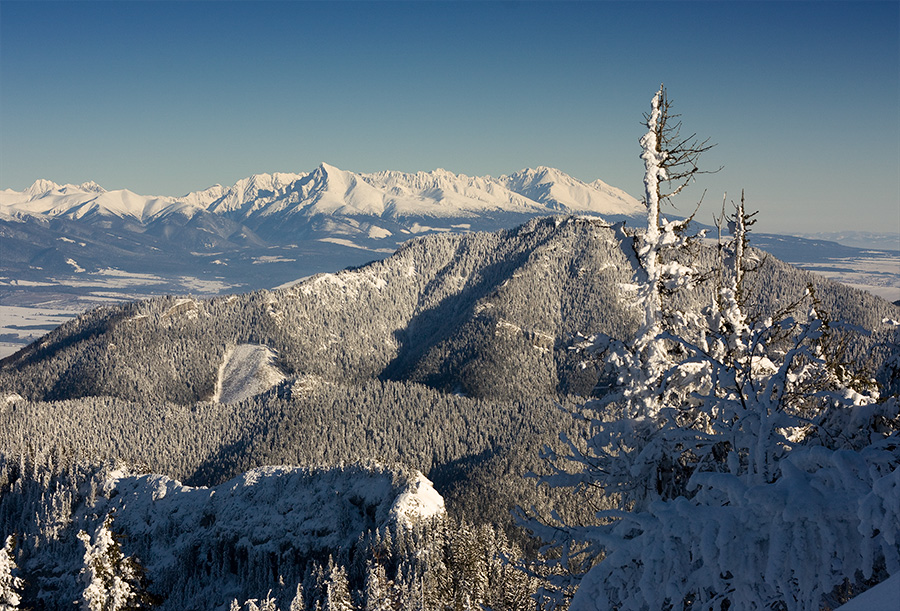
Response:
[77,513,156,611]
[534,87,900,610]
[288,583,306,611]
[363,561,393,611]
[0,535,23,610]
[324,559,353,611]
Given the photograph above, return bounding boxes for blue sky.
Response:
[1,1,897,234]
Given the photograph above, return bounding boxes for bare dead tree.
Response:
[644,85,721,212]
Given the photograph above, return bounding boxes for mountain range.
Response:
[2,164,897,357]
[1,164,642,223]
[0,164,647,313]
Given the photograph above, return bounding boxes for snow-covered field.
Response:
[796,253,900,303]
[0,305,77,358]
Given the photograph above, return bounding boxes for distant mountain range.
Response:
[1,164,896,317]
[0,164,646,309]
[0,163,642,243]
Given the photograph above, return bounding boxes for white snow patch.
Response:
[834,573,900,610]
[65,258,84,273]
[318,236,395,253]
[367,225,393,239]
[251,255,296,264]
[389,472,445,527]
[213,344,286,404]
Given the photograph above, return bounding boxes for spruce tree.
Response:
[0,536,23,611]
[77,513,156,611]
[534,87,900,611]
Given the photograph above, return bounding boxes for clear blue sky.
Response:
[1,1,897,234]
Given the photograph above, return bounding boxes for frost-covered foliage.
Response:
[0,455,549,611]
[535,88,900,610]
[77,513,153,611]
[0,536,23,610]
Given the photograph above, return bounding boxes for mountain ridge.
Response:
[1,163,645,223]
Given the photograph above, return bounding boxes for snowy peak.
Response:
[204,171,308,215]
[0,179,203,222]
[179,183,227,209]
[298,162,389,216]
[501,167,642,215]
[24,178,63,199]
[1,165,645,237]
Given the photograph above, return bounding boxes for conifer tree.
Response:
[77,513,156,611]
[324,559,353,611]
[0,536,23,611]
[363,561,392,611]
[288,583,306,611]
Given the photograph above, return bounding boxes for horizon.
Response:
[1,1,898,235]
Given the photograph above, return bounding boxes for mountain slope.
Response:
[3,217,897,407]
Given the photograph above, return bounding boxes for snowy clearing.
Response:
[213,344,286,404]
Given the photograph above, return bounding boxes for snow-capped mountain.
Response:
[1,163,645,228]
[0,164,647,313]
[3,164,894,326]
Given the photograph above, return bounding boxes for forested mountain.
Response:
[1,216,898,610]
[3,216,897,405]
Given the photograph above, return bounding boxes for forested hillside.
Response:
[4,216,897,405]
[1,215,898,610]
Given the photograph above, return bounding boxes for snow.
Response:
[99,465,443,561]
[1,164,645,226]
[834,573,900,610]
[0,304,78,357]
[251,255,297,264]
[213,344,286,404]
[388,472,445,527]
[796,254,900,303]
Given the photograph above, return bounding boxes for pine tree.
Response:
[324,559,353,611]
[0,535,23,611]
[363,561,392,611]
[288,583,306,611]
[77,513,156,611]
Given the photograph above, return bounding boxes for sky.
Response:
[1,1,898,235]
